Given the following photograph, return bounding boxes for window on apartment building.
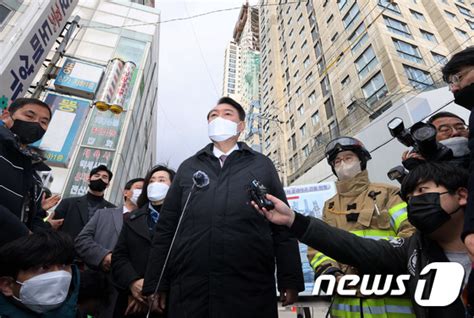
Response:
[355,46,378,79]
[410,9,426,21]
[321,76,331,96]
[309,12,316,26]
[393,39,424,64]
[317,58,326,75]
[300,124,307,137]
[404,65,434,89]
[341,75,351,87]
[301,40,308,51]
[347,101,357,113]
[292,55,298,65]
[467,19,474,30]
[329,121,338,138]
[445,10,459,20]
[431,52,448,65]
[457,0,466,4]
[304,56,311,69]
[296,86,302,97]
[294,70,300,80]
[378,0,401,15]
[299,26,305,36]
[315,133,324,147]
[343,3,361,30]
[303,145,310,158]
[420,29,438,43]
[456,4,473,18]
[297,13,303,23]
[312,111,320,125]
[287,17,293,25]
[289,29,294,37]
[349,23,369,53]
[456,28,469,39]
[338,0,348,10]
[362,72,388,105]
[291,134,297,151]
[327,14,334,24]
[311,27,319,42]
[314,41,322,58]
[290,117,295,128]
[298,104,305,115]
[324,98,334,119]
[331,32,339,42]
[306,72,314,84]
[383,16,413,39]
[308,90,317,104]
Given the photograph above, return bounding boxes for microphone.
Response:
[146,171,209,317]
[193,170,210,188]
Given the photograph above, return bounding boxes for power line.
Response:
[81,1,309,30]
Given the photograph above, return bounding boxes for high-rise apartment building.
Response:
[259,0,474,185]
[222,40,242,101]
[222,3,263,151]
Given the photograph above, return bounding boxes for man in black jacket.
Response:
[440,47,474,259]
[253,162,470,317]
[142,97,304,318]
[0,98,56,237]
[54,165,116,240]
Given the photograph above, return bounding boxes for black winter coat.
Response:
[292,213,466,318]
[112,205,160,318]
[0,126,49,232]
[142,142,304,318]
[464,110,474,238]
[54,194,115,240]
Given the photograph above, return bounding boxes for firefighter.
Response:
[307,136,415,317]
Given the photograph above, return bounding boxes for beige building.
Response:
[223,3,263,151]
[259,0,474,185]
[222,40,243,101]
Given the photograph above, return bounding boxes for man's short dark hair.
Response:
[90,165,113,181]
[8,98,52,119]
[428,111,465,125]
[123,178,144,202]
[208,97,246,121]
[442,46,474,82]
[400,162,469,202]
[137,165,176,208]
[124,178,144,190]
[0,230,75,278]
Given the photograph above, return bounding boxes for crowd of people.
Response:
[1,46,474,318]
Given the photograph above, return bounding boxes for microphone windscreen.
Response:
[193,171,210,188]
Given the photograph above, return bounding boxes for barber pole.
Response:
[109,61,136,114]
[94,58,125,111]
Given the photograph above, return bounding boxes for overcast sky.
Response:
[155,0,256,170]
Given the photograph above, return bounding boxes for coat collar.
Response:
[128,206,152,242]
[196,142,255,158]
[77,195,90,225]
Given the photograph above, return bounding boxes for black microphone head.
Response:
[193,170,210,188]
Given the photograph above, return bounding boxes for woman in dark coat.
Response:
[111,165,175,317]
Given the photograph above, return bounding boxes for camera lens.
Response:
[413,125,436,141]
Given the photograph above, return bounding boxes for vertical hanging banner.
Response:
[0,0,77,108]
[33,93,89,167]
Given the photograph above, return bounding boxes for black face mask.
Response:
[454,82,474,110]
[408,192,461,234]
[89,179,108,192]
[10,119,46,144]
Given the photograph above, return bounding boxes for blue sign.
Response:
[54,58,103,99]
[34,93,89,167]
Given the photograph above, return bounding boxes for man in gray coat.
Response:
[75,177,144,317]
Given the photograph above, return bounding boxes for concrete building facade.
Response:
[259,0,474,185]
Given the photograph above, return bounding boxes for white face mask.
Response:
[208,117,239,142]
[14,270,72,313]
[335,159,362,181]
[130,189,142,206]
[439,136,470,157]
[147,182,169,202]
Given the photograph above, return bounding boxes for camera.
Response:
[387,117,453,171]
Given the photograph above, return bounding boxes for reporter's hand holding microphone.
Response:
[251,194,296,228]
